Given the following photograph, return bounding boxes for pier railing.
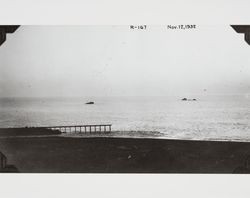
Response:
[38,124,112,133]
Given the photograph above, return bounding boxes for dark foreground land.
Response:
[1,128,250,173]
[0,128,61,137]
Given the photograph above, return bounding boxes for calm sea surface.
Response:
[1,95,250,141]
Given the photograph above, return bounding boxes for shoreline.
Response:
[0,128,250,173]
[1,127,250,143]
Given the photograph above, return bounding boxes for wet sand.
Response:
[1,128,250,173]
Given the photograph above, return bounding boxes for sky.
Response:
[0,25,250,97]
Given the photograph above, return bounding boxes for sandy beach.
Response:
[1,128,250,173]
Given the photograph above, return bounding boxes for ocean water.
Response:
[1,95,250,141]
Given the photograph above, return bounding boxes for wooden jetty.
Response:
[38,124,112,133]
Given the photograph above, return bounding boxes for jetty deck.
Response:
[38,124,112,133]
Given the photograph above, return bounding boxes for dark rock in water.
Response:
[182,98,197,101]
[86,102,94,104]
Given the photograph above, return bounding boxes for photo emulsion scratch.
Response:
[0,25,250,173]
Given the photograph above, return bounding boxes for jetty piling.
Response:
[38,124,112,134]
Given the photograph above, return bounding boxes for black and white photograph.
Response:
[1,1,250,196]
[1,25,250,174]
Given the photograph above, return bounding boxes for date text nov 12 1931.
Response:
[167,25,196,30]
[129,25,197,30]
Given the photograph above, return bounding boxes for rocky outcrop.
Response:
[86,101,94,104]
[182,98,197,101]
